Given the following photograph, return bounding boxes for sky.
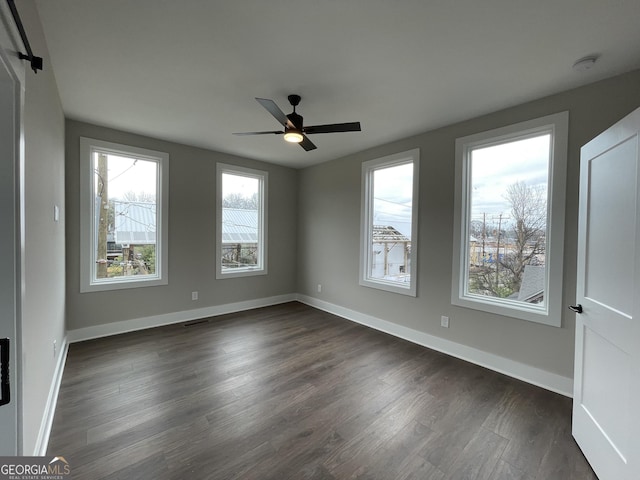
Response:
[470,134,550,223]
[373,162,413,238]
[100,134,550,233]
[222,172,259,197]
[371,134,550,237]
[100,154,260,205]
[99,153,157,199]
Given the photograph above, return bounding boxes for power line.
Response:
[373,197,412,209]
[109,159,138,183]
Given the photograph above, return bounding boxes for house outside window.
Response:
[451,112,568,326]
[360,149,419,296]
[80,138,169,292]
[216,163,268,278]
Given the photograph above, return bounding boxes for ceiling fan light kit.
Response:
[284,130,304,143]
[234,94,362,151]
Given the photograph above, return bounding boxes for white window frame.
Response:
[80,137,169,292]
[451,112,568,326]
[360,148,419,296]
[216,163,268,279]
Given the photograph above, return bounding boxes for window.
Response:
[80,138,169,292]
[216,163,267,278]
[360,149,419,296]
[452,112,568,326]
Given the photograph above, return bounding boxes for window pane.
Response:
[369,162,413,284]
[92,152,158,281]
[466,134,550,305]
[221,172,261,271]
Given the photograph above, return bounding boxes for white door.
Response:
[0,4,24,455]
[573,106,640,479]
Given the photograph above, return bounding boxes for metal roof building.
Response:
[105,202,259,246]
[221,208,258,244]
[372,225,410,243]
[112,200,157,245]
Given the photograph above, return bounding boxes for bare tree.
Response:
[121,191,156,203]
[499,182,547,292]
[468,182,547,298]
[223,192,258,209]
[469,219,484,238]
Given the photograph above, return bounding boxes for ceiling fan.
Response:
[233,95,361,151]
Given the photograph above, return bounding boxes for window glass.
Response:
[80,138,168,292]
[466,134,550,304]
[92,152,159,280]
[360,149,419,296]
[217,164,267,278]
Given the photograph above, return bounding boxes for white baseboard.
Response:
[67,294,297,343]
[33,335,69,456]
[296,294,573,397]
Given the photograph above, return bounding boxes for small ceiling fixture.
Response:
[572,55,599,72]
[283,130,304,143]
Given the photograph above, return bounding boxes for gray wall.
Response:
[65,120,298,330]
[297,69,640,380]
[19,0,66,454]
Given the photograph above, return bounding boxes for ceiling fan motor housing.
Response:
[287,112,304,130]
[287,94,301,107]
[287,95,304,130]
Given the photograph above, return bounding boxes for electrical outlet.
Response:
[317,284,322,293]
[191,291,198,301]
[440,316,450,328]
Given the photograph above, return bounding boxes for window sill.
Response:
[359,278,417,297]
[80,275,168,293]
[452,294,560,327]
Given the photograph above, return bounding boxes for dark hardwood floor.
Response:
[48,302,596,479]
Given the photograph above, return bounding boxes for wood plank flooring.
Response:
[47,302,597,479]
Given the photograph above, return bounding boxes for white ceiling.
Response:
[35,0,640,168]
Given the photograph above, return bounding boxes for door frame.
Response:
[0,1,26,455]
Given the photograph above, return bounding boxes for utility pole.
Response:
[495,213,503,286]
[97,153,109,279]
[383,243,389,276]
[482,213,486,266]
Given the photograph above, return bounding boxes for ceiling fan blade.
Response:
[299,135,317,151]
[303,122,361,134]
[255,98,295,128]
[233,130,283,136]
